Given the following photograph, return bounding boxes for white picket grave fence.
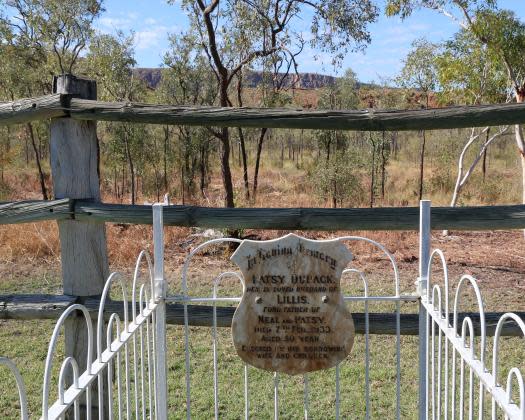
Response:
[1,201,525,419]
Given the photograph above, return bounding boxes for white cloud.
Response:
[98,16,133,31]
[135,26,170,50]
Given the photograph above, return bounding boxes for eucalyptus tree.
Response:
[436,29,509,211]
[0,0,103,199]
[0,26,51,198]
[250,28,304,201]
[396,38,438,201]
[86,32,149,204]
[386,0,525,216]
[0,0,103,74]
[161,33,219,201]
[170,0,378,208]
[312,69,363,208]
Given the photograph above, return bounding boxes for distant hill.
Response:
[133,68,163,89]
[133,68,341,90]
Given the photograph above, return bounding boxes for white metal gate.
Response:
[166,234,412,419]
[419,201,525,420]
[2,201,525,419]
[38,204,167,420]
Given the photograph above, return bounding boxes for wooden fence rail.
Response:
[2,199,525,230]
[2,93,525,131]
[1,293,522,337]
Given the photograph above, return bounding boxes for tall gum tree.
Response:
[86,32,148,205]
[0,0,103,199]
[396,38,438,201]
[386,0,525,215]
[170,0,378,208]
[162,34,219,201]
[436,29,509,213]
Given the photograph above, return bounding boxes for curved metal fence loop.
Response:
[132,250,155,323]
[492,313,525,419]
[339,236,400,297]
[452,275,486,365]
[57,357,80,418]
[0,357,29,420]
[426,249,449,322]
[41,303,94,420]
[506,368,525,419]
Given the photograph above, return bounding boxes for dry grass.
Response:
[1,137,524,273]
[0,222,59,264]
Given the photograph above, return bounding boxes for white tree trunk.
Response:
[444,125,508,236]
[515,123,525,209]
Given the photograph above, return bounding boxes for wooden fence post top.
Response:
[53,74,97,100]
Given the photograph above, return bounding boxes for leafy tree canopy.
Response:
[0,0,103,74]
[436,29,507,105]
[396,38,439,107]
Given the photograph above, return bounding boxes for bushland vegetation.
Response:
[0,0,524,267]
[1,3,525,416]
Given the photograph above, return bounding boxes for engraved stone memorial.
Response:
[231,233,355,375]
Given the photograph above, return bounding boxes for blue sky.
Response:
[96,0,525,83]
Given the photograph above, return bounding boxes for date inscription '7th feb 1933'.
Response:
[231,233,355,375]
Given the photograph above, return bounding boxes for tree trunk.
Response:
[217,75,235,208]
[152,137,161,202]
[124,134,135,205]
[26,123,48,200]
[444,126,507,236]
[280,138,284,167]
[418,130,426,201]
[515,92,525,238]
[219,128,235,207]
[515,123,525,203]
[121,163,126,202]
[6,125,10,153]
[482,128,490,182]
[238,127,250,200]
[370,135,376,208]
[163,125,169,192]
[253,127,268,200]
[332,178,337,208]
[113,167,118,199]
[25,135,29,165]
[381,131,387,200]
[200,145,207,197]
[299,130,304,164]
[231,136,235,165]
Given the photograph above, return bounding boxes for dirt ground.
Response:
[1,226,524,312]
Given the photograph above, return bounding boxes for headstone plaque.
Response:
[231,233,355,375]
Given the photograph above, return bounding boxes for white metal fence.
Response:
[39,248,161,420]
[166,235,415,419]
[423,250,525,419]
[1,201,525,419]
[0,356,29,420]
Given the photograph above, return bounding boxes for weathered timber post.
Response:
[50,74,109,416]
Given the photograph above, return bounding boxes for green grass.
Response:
[0,257,524,419]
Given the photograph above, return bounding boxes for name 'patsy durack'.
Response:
[230,233,355,375]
